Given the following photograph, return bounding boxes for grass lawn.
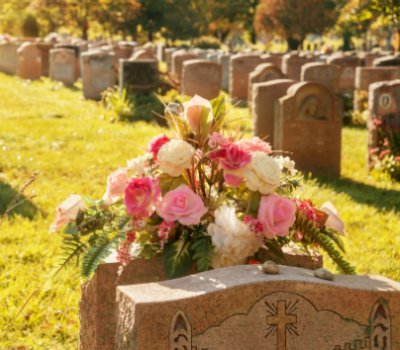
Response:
[0,73,399,349]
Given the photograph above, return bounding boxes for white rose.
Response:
[244,152,281,194]
[207,205,260,268]
[157,140,195,177]
[274,155,297,176]
[50,195,85,233]
[126,153,152,175]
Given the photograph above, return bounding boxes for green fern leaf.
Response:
[192,236,214,272]
[163,237,193,279]
[81,236,115,279]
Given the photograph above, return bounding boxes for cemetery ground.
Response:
[0,72,400,349]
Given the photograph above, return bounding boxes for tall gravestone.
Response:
[49,48,77,85]
[16,42,42,80]
[119,59,159,94]
[218,52,231,91]
[55,44,81,79]
[130,48,155,61]
[248,63,285,113]
[367,80,400,167]
[327,54,361,92]
[230,53,262,102]
[253,79,296,146]
[0,42,19,75]
[171,51,198,82]
[37,42,54,76]
[116,265,400,350]
[301,62,340,93]
[181,59,222,100]
[281,53,314,81]
[276,81,342,176]
[165,48,177,72]
[81,51,115,100]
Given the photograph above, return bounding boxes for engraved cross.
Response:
[266,300,297,350]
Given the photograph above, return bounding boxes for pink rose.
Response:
[320,201,345,235]
[124,177,161,218]
[148,134,170,161]
[50,195,85,233]
[183,95,213,134]
[156,185,207,225]
[208,132,230,149]
[238,137,272,154]
[258,194,296,238]
[103,168,129,204]
[209,143,251,171]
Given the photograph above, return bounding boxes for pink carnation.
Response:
[209,143,251,171]
[124,177,161,218]
[258,194,296,239]
[103,168,129,204]
[208,132,230,149]
[156,185,207,225]
[238,137,272,154]
[148,134,170,161]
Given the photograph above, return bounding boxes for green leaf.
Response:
[64,222,79,235]
[60,234,85,269]
[264,240,286,261]
[163,237,193,279]
[192,236,214,272]
[211,94,226,127]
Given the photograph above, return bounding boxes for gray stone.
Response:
[119,59,159,94]
[262,260,280,274]
[314,267,335,281]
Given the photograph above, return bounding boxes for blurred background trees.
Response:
[0,0,400,50]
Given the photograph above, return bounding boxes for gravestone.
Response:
[253,79,296,146]
[248,63,285,113]
[230,53,262,102]
[327,54,361,92]
[206,51,220,63]
[81,51,115,100]
[156,43,166,62]
[16,42,42,80]
[281,53,314,80]
[301,62,340,93]
[359,52,383,67]
[116,264,400,350]
[130,48,155,61]
[367,80,400,167]
[354,67,400,112]
[55,44,81,79]
[119,59,159,94]
[218,52,231,91]
[0,42,19,74]
[276,81,342,176]
[171,51,198,82]
[165,48,177,72]
[181,59,222,100]
[37,42,54,76]
[113,43,134,71]
[49,48,77,85]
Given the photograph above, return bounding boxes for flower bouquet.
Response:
[51,95,354,279]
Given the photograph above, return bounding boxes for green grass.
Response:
[0,73,399,349]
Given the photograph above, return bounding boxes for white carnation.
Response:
[157,140,195,177]
[244,152,281,195]
[274,155,297,176]
[126,153,152,175]
[207,205,260,268]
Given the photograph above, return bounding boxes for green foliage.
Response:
[21,13,40,37]
[191,236,214,272]
[102,88,134,122]
[193,36,222,49]
[163,236,193,278]
[81,235,115,278]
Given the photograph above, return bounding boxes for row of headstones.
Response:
[0,39,162,99]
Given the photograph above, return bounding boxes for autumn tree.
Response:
[372,0,400,49]
[254,0,338,50]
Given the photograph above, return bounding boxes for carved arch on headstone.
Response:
[370,299,391,350]
[170,309,193,350]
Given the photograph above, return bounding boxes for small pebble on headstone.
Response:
[262,260,280,274]
[314,267,335,281]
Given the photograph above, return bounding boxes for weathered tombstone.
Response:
[165,48,177,72]
[119,59,159,94]
[37,42,54,76]
[248,63,285,113]
[354,67,400,112]
[81,51,115,100]
[367,80,400,167]
[276,81,342,176]
[373,55,400,67]
[181,59,221,100]
[253,79,296,146]
[327,54,361,92]
[55,44,81,79]
[301,62,340,93]
[171,51,198,82]
[116,265,400,350]
[156,43,166,62]
[281,53,314,80]
[230,53,262,102]
[218,52,231,91]
[0,42,19,74]
[16,42,42,80]
[359,52,383,67]
[113,43,134,71]
[206,51,220,63]
[49,48,77,85]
